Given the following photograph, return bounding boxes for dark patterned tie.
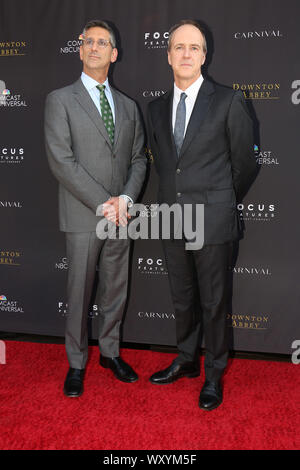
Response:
[173,92,187,156]
[96,84,115,145]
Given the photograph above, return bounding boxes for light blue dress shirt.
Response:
[80,72,132,205]
[81,72,115,123]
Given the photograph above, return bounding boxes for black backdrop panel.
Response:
[1,0,299,354]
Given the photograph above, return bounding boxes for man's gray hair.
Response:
[82,19,117,49]
[168,19,207,54]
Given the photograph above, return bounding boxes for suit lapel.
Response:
[72,79,112,148]
[159,90,178,159]
[111,88,125,149]
[179,79,215,159]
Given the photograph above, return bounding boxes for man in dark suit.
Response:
[147,20,256,410]
[45,20,146,397]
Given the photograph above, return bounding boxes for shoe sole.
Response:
[63,389,83,398]
[100,363,138,383]
[199,401,222,411]
[149,371,200,385]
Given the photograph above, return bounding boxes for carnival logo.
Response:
[233,266,271,275]
[138,311,175,320]
[0,80,28,108]
[237,202,275,222]
[0,250,22,266]
[233,83,280,100]
[291,80,300,105]
[137,257,168,275]
[144,31,169,49]
[254,145,279,166]
[0,147,25,164]
[0,201,23,209]
[0,40,27,56]
[142,90,167,99]
[0,295,24,313]
[227,313,270,330]
[60,39,81,54]
[234,30,283,40]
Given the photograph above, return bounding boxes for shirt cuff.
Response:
[119,194,133,206]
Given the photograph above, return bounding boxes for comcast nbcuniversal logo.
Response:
[0,80,27,107]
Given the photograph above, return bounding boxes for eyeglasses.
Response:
[80,37,112,49]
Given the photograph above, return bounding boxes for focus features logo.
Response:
[58,301,99,318]
[238,203,275,222]
[291,80,300,105]
[137,257,167,275]
[144,31,169,49]
[0,147,25,164]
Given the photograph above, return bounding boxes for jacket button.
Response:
[176,168,181,174]
[177,192,181,197]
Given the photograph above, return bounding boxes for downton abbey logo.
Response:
[0,40,27,57]
[0,250,22,266]
[233,83,280,100]
[227,313,270,330]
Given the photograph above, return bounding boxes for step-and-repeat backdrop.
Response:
[1,0,299,354]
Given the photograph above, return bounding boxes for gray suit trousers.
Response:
[65,231,130,369]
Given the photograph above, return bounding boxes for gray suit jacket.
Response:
[45,78,146,232]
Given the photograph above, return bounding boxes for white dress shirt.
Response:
[172,75,204,136]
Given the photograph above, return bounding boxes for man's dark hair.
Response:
[168,19,207,54]
[82,20,117,48]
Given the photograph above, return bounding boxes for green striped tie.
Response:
[97,84,115,145]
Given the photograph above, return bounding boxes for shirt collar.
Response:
[81,72,111,93]
[174,75,204,100]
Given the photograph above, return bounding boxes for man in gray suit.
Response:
[45,20,146,397]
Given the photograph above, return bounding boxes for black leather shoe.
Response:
[100,355,138,383]
[199,380,223,411]
[149,360,200,385]
[63,368,84,397]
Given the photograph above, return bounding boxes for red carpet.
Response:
[0,341,299,450]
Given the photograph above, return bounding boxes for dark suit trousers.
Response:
[65,232,130,370]
[163,239,232,382]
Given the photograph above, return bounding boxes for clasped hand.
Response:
[102,197,130,227]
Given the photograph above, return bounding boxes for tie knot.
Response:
[180,92,187,101]
[97,84,105,93]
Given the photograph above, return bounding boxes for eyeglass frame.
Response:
[80,36,113,49]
